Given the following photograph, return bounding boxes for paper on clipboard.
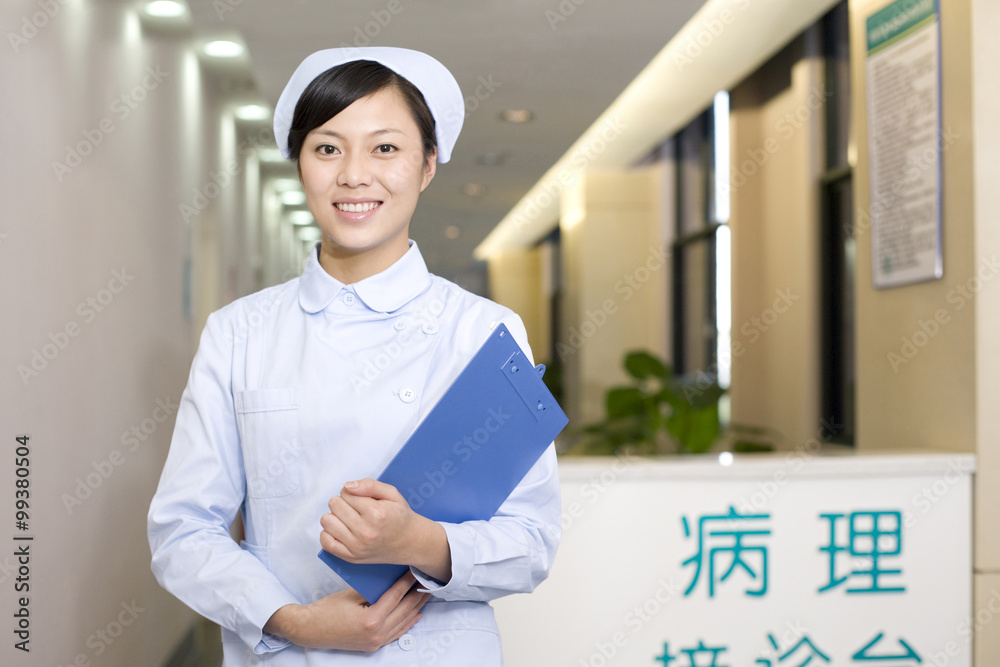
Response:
[318,322,568,604]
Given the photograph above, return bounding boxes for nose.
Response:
[337,151,372,188]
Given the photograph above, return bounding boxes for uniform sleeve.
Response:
[147,312,299,654]
[411,314,562,600]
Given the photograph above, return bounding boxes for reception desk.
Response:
[494,450,975,666]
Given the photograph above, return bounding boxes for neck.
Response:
[317,237,410,284]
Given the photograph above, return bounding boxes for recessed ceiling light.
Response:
[445,226,461,239]
[475,152,508,167]
[203,40,244,58]
[280,191,306,206]
[462,183,486,197]
[289,211,314,226]
[144,1,186,18]
[501,109,532,123]
[234,104,270,121]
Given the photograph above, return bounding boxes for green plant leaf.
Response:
[682,404,720,453]
[674,373,725,409]
[606,386,644,419]
[623,351,671,380]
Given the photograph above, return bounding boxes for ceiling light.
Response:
[257,148,285,163]
[475,152,508,167]
[445,226,461,239]
[280,191,306,206]
[462,183,486,197]
[203,40,244,58]
[234,104,270,121]
[144,1,186,17]
[289,211,314,226]
[298,226,322,242]
[274,178,300,191]
[501,109,532,123]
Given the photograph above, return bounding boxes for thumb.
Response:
[343,478,400,501]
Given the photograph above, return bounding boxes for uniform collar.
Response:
[298,241,433,314]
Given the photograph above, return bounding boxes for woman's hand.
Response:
[320,478,452,583]
[264,572,428,651]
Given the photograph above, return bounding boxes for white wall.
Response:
[0,2,297,664]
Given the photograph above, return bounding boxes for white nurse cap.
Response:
[273,46,465,163]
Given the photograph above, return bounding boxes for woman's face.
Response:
[299,86,436,277]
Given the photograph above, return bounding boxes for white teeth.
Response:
[336,202,379,213]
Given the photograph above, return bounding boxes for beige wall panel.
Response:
[559,166,668,423]
[488,248,550,363]
[728,36,823,448]
[970,0,1000,572]
[849,0,976,454]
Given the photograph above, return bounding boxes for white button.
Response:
[422,321,439,335]
[393,319,407,331]
[398,634,415,650]
[399,386,416,403]
[343,293,355,305]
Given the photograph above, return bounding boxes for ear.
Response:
[420,150,437,192]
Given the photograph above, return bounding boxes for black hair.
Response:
[286,60,437,162]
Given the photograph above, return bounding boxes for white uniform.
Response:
[148,241,561,665]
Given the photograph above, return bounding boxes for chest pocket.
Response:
[234,388,301,498]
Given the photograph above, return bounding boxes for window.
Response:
[819,1,855,443]
[672,93,730,387]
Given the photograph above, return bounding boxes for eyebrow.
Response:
[310,128,405,139]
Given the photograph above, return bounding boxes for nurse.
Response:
[147,47,561,665]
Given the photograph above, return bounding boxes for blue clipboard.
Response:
[318,323,568,603]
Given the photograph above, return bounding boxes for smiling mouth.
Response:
[335,202,381,213]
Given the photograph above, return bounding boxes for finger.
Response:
[381,590,430,642]
[369,571,418,615]
[343,478,403,502]
[318,529,347,557]
[327,495,363,527]
[383,611,423,647]
[319,511,354,544]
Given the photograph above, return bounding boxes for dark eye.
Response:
[374,144,397,154]
[316,144,338,155]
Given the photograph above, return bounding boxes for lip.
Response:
[332,198,383,222]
